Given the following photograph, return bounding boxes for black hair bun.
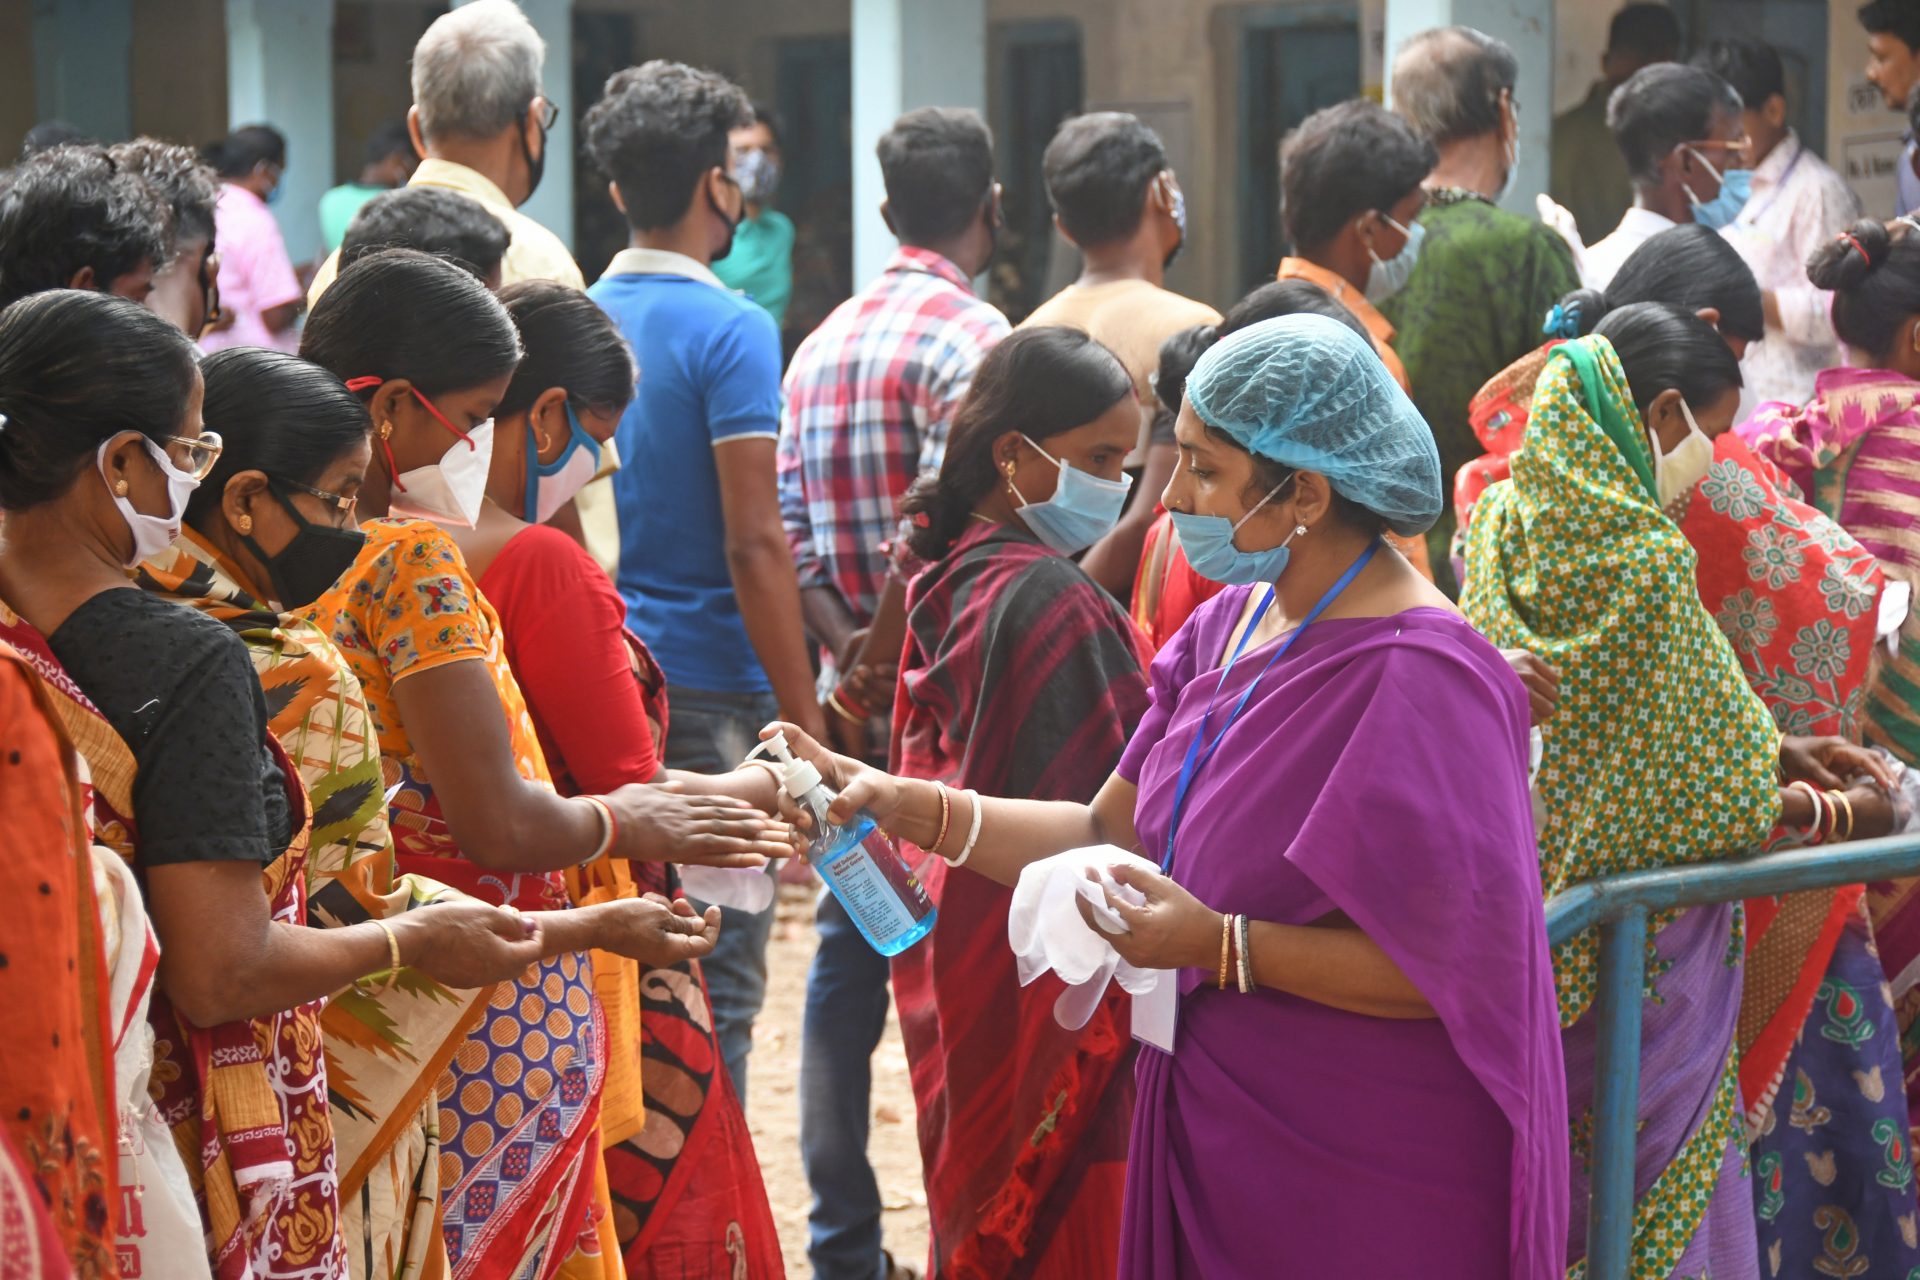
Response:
[1807,218,1891,292]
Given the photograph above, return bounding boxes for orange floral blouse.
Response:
[304,518,563,910]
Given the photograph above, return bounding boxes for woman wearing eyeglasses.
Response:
[0,291,559,1279]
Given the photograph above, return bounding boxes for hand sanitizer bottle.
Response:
[745,731,936,956]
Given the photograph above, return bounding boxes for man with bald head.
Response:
[1385,25,1578,585]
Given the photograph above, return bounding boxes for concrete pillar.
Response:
[1384,0,1552,215]
[226,0,335,265]
[850,0,988,287]
[32,0,132,142]
[457,0,575,255]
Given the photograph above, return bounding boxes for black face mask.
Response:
[242,485,367,611]
[709,174,743,262]
[520,114,547,203]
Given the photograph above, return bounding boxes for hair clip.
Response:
[1542,300,1582,340]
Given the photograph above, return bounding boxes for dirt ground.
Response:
[746,880,932,1278]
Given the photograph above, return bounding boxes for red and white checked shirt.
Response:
[779,246,1009,622]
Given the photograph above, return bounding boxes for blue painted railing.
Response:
[1545,833,1920,1280]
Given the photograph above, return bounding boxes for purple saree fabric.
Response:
[1561,904,1757,1276]
[1114,592,1566,1279]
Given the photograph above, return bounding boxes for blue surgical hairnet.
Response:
[1185,314,1442,536]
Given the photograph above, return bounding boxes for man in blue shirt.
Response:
[584,60,827,1102]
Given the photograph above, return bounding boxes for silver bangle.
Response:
[946,788,983,868]
[1236,914,1254,994]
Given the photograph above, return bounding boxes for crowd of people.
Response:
[11,0,1920,1277]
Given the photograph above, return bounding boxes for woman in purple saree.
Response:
[767,316,1569,1277]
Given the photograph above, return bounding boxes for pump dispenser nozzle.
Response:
[745,731,823,799]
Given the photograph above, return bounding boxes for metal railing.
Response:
[1546,833,1920,1280]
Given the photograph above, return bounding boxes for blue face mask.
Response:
[1011,433,1133,556]
[1683,147,1753,231]
[1169,473,1302,586]
[523,404,605,524]
[1363,214,1425,303]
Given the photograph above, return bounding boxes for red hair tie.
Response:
[1839,233,1870,263]
[344,376,383,393]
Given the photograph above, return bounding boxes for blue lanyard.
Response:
[1161,541,1379,872]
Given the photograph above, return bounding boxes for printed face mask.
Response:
[1169,473,1300,585]
[388,389,494,528]
[1650,397,1715,510]
[1364,215,1426,303]
[1683,147,1753,231]
[1010,433,1134,556]
[101,435,199,567]
[523,404,604,525]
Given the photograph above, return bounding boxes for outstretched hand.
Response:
[605,779,790,867]
[597,894,722,966]
[401,900,545,989]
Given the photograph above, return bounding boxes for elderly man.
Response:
[1385,26,1579,546]
[307,0,621,564]
[309,0,578,299]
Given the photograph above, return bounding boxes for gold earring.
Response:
[378,421,393,440]
[236,515,253,535]
[113,479,129,496]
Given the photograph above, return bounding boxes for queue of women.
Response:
[16,120,1920,1280]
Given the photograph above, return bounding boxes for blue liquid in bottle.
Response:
[746,731,937,956]
[810,810,937,956]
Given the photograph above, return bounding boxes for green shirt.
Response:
[317,182,387,254]
[712,208,796,327]
[1381,192,1580,487]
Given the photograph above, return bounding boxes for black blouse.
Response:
[48,588,291,866]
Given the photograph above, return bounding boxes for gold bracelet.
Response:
[931,785,952,855]
[1217,913,1232,991]
[1829,789,1856,843]
[356,918,402,997]
[826,689,867,725]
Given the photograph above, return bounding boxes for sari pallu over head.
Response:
[889,521,1152,1279]
[1462,337,1781,1276]
[138,533,492,1273]
[1467,346,1890,1139]
[0,601,339,1280]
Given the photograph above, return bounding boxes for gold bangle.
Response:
[827,689,867,725]
[931,785,952,855]
[1217,913,1232,991]
[1829,789,1855,843]
[357,918,402,997]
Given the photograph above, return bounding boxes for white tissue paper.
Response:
[1008,845,1177,1052]
[678,863,776,913]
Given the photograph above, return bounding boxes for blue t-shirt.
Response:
[590,270,783,693]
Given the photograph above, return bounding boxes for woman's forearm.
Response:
[878,779,1114,888]
[1244,919,1436,1020]
[526,902,615,958]
[662,765,783,813]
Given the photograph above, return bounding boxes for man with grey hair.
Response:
[307,0,580,301]
[1383,25,1578,584]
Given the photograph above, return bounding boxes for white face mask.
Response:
[1650,397,1714,510]
[100,435,199,567]
[390,417,495,528]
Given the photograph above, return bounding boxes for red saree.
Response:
[889,522,1151,1279]
[0,643,117,1280]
